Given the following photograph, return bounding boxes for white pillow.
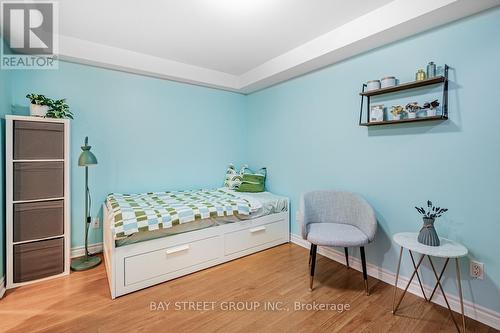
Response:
[223,164,246,190]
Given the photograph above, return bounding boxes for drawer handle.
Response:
[250,226,266,233]
[166,244,190,255]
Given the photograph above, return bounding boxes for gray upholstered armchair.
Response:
[297,191,377,294]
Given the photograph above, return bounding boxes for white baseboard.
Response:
[0,276,5,299]
[70,242,103,258]
[290,234,500,330]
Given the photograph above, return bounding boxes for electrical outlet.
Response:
[91,217,100,229]
[470,260,484,280]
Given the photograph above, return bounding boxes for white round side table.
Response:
[392,232,468,333]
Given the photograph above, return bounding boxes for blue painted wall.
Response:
[245,8,500,312]
[9,62,246,247]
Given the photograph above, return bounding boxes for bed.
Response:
[103,188,289,298]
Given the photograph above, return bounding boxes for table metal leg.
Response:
[392,246,403,314]
[456,258,466,333]
[393,251,425,314]
[428,257,461,332]
[428,258,449,302]
[409,251,427,301]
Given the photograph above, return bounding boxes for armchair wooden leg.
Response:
[309,243,314,267]
[344,247,349,268]
[360,246,369,296]
[309,244,317,291]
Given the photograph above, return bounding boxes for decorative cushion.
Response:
[307,223,369,247]
[223,164,245,190]
[237,167,266,193]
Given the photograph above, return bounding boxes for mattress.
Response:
[114,189,288,247]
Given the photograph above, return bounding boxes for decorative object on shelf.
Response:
[390,105,405,120]
[415,200,448,246]
[405,102,421,119]
[366,80,381,91]
[369,104,384,122]
[26,94,50,117]
[381,76,397,88]
[427,62,437,78]
[415,69,426,81]
[423,99,440,117]
[45,99,73,119]
[26,93,74,119]
[71,137,101,271]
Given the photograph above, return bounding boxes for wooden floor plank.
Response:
[0,244,496,333]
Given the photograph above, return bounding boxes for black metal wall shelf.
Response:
[359,65,449,126]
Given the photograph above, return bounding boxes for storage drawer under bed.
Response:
[224,219,287,255]
[124,236,222,286]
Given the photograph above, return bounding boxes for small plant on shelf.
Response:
[390,105,405,120]
[46,98,73,119]
[26,93,51,106]
[415,200,448,246]
[405,102,421,119]
[423,99,440,117]
[26,93,73,119]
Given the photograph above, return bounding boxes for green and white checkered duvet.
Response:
[107,189,251,240]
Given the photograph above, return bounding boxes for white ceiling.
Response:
[59,0,392,75]
[54,0,500,93]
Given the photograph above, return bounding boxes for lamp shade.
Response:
[78,137,98,166]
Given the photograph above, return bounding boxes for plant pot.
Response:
[407,112,416,119]
[391,114,401,121]
[30,104,49,117]
[418,217,440,246]
[427,109,437,117]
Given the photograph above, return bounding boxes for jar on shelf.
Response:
[381,76,397,88]
[366,80,380,91]
[415,69,426,81]
[427,62,436,78]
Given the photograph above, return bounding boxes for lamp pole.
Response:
[70,137,101,271]
[85,164,89,259]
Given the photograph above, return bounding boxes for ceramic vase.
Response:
[417,217,440,246]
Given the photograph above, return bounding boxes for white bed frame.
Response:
[103,203,290,298]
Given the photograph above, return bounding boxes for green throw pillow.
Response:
[237,167,266,193]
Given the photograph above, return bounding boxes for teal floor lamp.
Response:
[71,137,102,271]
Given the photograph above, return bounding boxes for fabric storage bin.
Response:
[13,200,64,242]
[13,238,64,283]
[13,121,64,160]
[13,162,64,201]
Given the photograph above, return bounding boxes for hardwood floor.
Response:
[0,243,497,333]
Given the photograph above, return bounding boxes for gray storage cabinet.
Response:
[6,115,71,289]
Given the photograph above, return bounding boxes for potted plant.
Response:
[26,94,74,119]
[26,94,51,117]
[390,105,405,120]
[46,98,73,119]
[423,99,440,117]
[415,201,448,246]
[405,102,421,119]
